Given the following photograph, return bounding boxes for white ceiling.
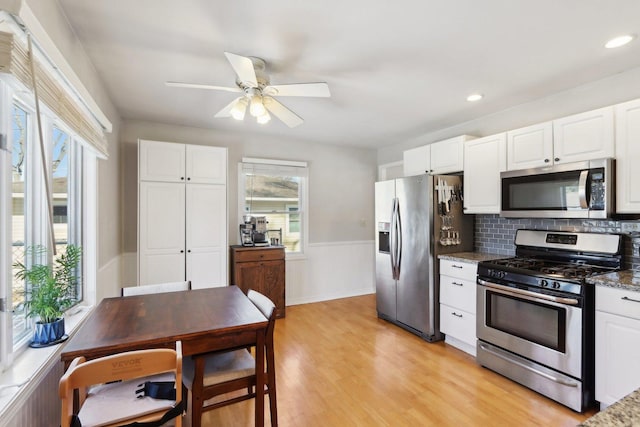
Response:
[56,0,640,149]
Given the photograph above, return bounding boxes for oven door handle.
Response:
[478,343,580,388]
[477,279,579,306]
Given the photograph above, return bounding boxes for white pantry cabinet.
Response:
[463,133,507,214]
[138,139,228,289]
[439,259,478,356]
[615,98,640,213]
[506,107,614,171]
[595,286,640,408]
[403,135,475,176]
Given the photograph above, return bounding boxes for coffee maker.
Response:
[239,215,254,246]
[251,216,269,246]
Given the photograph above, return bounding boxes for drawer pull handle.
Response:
[452,265,463,269]
[451,312,463,318]
[452,281,464,287]
[622,296,640,304]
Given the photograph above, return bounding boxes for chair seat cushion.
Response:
[183,349,255,387]
[77,373,176,427]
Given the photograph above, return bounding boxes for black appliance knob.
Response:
[552,281,561,289]
[540,279,548,287]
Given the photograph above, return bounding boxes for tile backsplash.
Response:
[474,215,640,270]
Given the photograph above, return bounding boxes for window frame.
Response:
[0,77,97,371]
[238,159,308,257]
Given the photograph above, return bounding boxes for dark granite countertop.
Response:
[586,270,640,292]
[580,389,640,426]
[438,252,507,264]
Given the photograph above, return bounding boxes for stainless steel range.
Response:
[476,229,622,412]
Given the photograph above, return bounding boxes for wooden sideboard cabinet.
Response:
[230,245,286,318]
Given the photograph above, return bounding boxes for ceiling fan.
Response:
[166,52,330,128]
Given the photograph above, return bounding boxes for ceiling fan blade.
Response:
[224,52,258,88]
[214,97,242,118]
[263,82,330,97]
[166,81,242,93]
[263,97,304,128]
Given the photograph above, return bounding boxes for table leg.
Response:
[255,331,265,427]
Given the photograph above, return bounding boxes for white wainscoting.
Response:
[122,240,376,305]
[286,240,375,305]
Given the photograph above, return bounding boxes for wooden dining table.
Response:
[60,285,269,426]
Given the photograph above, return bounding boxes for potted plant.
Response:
[13,244,82,347]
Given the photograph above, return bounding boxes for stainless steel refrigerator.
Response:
[375,174,473,341]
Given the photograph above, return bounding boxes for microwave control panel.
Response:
[590,168,605,210]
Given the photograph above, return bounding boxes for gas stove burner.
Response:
[540,265,595,279]
[491,258,545,270]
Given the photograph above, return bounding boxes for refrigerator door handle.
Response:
[395,199,402,279]
[389,198,398,280]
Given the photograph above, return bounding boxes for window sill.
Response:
[0,304,93,420]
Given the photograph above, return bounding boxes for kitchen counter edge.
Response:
[586,270,640,292]
[580,388,640,427]
[438,252,507,264]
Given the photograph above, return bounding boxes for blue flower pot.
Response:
[32,318,65,346]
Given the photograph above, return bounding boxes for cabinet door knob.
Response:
[452,312,463,318]
[180,250,184,253]
[187,177,191,181]
[544,158,550,163]
[181,177,185,180]
[452,281,464,286]
[188,249,191,253]
[554,157,560,162]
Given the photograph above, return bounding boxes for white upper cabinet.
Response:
[552,106,614,164]
[507,122,553,170]
[139,140,186,182]
[506,107,614,171]
[615,98,640,213]
[403,135,475,176]
[463,133,507,214]
[139,139,227,184]
[403,144,431,176]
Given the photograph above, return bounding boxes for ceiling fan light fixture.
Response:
[230,97,248,120]
[257,111,271,125]
[249,95,266,117]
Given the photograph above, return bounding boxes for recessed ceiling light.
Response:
[467,93,483,102]
[605,35,635,49]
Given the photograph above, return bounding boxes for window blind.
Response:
[0,31,108,157]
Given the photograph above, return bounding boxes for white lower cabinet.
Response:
[439,259,478,356]
[595,286,640,408]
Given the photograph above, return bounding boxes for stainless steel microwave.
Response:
[500,158,614,218]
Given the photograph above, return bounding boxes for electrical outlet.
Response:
[621,221,640,233]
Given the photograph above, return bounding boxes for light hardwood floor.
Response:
[200,294,596,426]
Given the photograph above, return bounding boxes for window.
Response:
[1,79,95,366]
[239,160,308,254]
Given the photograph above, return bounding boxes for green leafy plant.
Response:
[13,245,82,323]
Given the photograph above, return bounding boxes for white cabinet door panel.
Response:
[186,184,227,288]
[139,182,186,285]
[552,107,614,164]
[186,145,227,184]
[403,145,431,177]
[463,133,507,214]
[139,140,186,182]
[430,136,464,174]
[507,122,553,170]
[440,303,476,347]
[596,310,640,406]
[615,99,640,213]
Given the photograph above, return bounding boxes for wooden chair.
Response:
[121,280,191,296]
[59,341,183,427]
[183,290,278,427]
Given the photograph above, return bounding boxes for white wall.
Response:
[377,66,640,163]
[120,120,377,300]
